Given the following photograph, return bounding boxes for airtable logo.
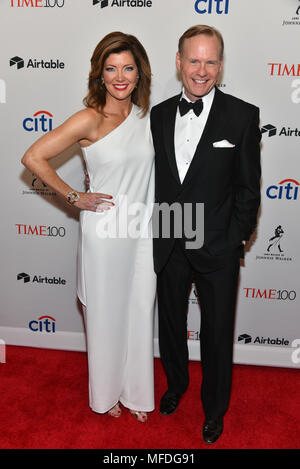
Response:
[261,124,300,137]
[266,179,299,200]
[238,334,252,344]
[10,56,65,70]
[93,0,108,6]
[238,333,290,347]
[17,272,66,285]
[93,0,153,8]
[10,56,24,69]
[261,124,277,137]
[17,272,30,283]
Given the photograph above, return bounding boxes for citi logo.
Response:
[10,56,65,70]
[261,124,300,137]
[195,0,229,14]
[268,63,300,76]
[29,315,56,333]
[10,1,65,7]
[23,111,53,132]
[17,272,66,285]
[93,0,153,8]
[266,179,299,200]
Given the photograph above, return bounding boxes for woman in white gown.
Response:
[22,32,156,422]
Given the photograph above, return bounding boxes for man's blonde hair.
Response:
[178,25,224,60]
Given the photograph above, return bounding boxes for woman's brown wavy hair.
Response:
[83,32,151,117]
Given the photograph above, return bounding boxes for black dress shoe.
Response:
[202,417,223,444]
[160,391,182,415]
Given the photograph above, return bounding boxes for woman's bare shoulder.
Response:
[60,107,104,142]
[68,107,102,127]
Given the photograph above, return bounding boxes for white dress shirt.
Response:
[174,87,215,183]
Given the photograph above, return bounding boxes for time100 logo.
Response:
[10,1,64,7]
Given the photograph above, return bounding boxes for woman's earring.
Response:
[135,76,140,89]
[100,77,106,90]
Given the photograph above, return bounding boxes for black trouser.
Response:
[157,241,240,420]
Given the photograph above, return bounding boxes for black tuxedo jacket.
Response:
[150,87,261,274]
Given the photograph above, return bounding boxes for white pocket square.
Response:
[213,139,235,148]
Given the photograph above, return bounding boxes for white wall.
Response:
[1,0,299,368]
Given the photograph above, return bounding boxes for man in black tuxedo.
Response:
[150,25,261,444]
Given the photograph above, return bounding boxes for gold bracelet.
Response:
[66,190,80,205]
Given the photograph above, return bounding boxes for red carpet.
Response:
[0,345,299,449]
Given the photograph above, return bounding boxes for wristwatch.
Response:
[66,190,80,205]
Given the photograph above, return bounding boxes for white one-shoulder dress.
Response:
[77,105,156,413]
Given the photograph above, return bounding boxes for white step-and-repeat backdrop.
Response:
[1,0,300,368]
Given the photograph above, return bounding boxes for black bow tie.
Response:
[179,98,203,117]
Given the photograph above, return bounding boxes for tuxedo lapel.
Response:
[162,94,181,185]
[181,87,227,188]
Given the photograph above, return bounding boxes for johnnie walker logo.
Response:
[256,225,293,262]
